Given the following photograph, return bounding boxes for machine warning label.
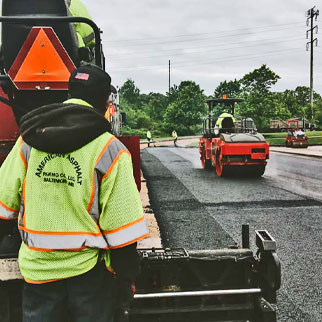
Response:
[35,154,83,186]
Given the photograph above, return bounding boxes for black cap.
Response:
[69,64,112,113]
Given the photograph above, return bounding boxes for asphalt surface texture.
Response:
[141,147,322,322]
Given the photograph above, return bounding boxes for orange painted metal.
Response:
[199,136,269,169]
[8,27,75,90]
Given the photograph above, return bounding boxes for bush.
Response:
[120,126,147,139]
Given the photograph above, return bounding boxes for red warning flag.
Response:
[8,27,76,90]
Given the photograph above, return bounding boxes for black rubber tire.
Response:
[204,159,212,169]
[251,165,266,177]
[201,153,212,169]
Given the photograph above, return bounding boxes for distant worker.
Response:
[0,65,148,321]
[147,130,152,147]
[294,128,304,137]
[298,128,305,136]
[68,0,95,49]
[172,130,178,147]
[216,110,236,130]
[293,129,299,137]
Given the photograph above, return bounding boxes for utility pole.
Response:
[169,59,171,93]
[306,6,319,121]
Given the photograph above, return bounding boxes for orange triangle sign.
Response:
[8,27,76,90]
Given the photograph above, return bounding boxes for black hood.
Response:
[20,103,111,153]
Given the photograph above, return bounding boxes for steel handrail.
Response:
[0,16,103,68]
[134,288,262,299]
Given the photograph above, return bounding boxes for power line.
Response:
[107,47,304,73]
[106,34,302,57]
[103,25,304,48]
[103,21,303,43]
[107,36,303,62]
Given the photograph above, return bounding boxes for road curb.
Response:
[140,136,199,145]
[270,148,322,159]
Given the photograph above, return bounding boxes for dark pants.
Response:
[23,262,115,322]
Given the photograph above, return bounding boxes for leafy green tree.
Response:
[281,89,306,118]
[314,97,322,127]
[270,92,291,120]
[237,65,281,129]
[167,84,179,104]
[241,64,280,95]
[136,110,153,129]
[119,79,141,107]
[280,87,321,122]
[143,92,168,122]
[164,81,206,134]
[214,79,241,98]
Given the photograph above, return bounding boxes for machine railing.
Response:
[0,16,104,68]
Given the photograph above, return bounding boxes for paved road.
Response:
[141,147,322,322]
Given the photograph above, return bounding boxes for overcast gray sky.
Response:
[81,0,321,95]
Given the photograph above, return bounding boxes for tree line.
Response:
[119,64,322,137]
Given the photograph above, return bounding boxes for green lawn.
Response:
[262,131,322,138]
[187,132,322,147]
[262,131,322,146]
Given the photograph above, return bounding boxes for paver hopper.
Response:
[119,227,281,322]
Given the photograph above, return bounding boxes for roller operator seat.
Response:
[221,117,235,134]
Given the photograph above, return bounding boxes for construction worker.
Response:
[147,130,152,147]
[216,110,236,129]
[0,65,148,321]
[67,0,95,48]
[172,130,178,147]
[293,128,304,138]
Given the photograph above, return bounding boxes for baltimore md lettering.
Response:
[35,154,83,186]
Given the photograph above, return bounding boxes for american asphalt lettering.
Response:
[35,154,83,186]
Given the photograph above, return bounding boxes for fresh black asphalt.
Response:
[141,147,322,322]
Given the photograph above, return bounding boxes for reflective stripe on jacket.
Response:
[69,0,95,48]
[0,100,147,283]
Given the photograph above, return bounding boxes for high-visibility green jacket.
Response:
[146,131,152,140]
[0,99,147,283]
[69,0,95,48]
[172,131,178,139]
[215,112,236,129]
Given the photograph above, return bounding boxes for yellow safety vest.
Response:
[0,99,147,283]
[69,0,96,48]
[215,113,236,129]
